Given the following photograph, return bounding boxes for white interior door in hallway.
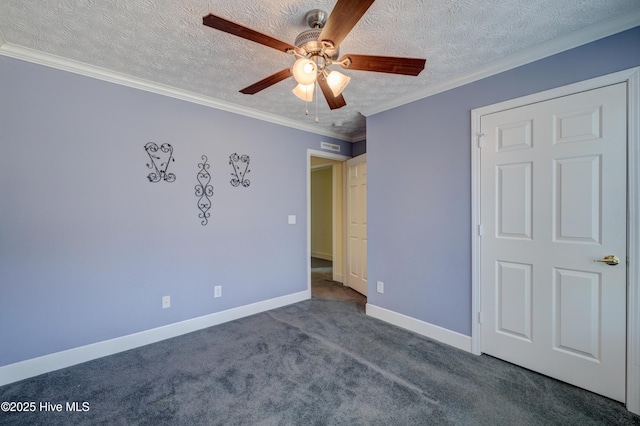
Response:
[346,154,367,296]
[479,83,627,402]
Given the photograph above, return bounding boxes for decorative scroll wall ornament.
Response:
[229,153,251,187]
[195,155,214,226]
[144,142,176,183]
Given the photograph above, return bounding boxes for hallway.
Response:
[311,257,366,312]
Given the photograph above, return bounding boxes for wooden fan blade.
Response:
[240,68,292,95]
[340,54,426,76]
[319,0,376,48]
[318,77,347,110]
[203,14,298,54]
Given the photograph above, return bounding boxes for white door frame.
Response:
[307,149,350,296]
[471,67,640,414]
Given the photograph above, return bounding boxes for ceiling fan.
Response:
[202,0,426,112]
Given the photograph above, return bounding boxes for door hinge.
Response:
[477,133,485,148]
[478,224,484,236]
[478,312,483,324]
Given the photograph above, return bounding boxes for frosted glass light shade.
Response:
[326,70,351,97]
[292,58,317,85]
[292,83,314,102]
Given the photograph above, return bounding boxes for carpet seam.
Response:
[265,310,440,406]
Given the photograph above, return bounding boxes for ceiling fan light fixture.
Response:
[325,70,351,97]
[292,83,315,102]
[203,3,426,113]
[292,57,317,85]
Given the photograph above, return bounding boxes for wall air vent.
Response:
[320,142,341,152]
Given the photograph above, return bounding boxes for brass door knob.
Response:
[594,255,620,266]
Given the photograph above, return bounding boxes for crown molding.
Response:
[0,42,354,142]
[351,131,367,142]
[359,11,640,117]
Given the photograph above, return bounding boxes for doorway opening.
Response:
[308,151,366,311]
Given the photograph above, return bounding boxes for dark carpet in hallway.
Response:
[311,257,366,312]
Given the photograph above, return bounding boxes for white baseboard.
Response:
[366,303,472,353]
[0,291,309,387]
[311,252,333,261]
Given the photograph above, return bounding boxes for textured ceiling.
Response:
[0,0,639,141]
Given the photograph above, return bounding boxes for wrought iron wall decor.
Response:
[195,155,214,226]
[144,142,176,183]
[229,153,251,187]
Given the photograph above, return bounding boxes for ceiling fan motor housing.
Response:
[295,10,339,60]
[294,29,339,60]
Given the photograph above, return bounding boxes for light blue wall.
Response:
[367,26,640,336]
[352,139,366,157]
[0,56,351,366]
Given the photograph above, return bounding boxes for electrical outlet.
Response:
[376,281,384,294]
[162,295,171,309]
[214,285,222,298]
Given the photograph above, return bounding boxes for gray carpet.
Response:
[1,299,639,425]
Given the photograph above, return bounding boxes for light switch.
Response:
[288,215,296,225]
